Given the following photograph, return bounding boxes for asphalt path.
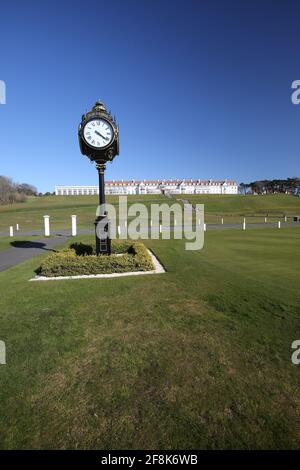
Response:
[0,235,71,272]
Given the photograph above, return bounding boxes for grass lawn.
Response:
[180,194,300,225]
[185,193,300,215]
[0,195,168,232]
[0,194,299,232]
[0,227,299,449]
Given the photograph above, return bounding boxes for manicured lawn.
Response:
[1,194,299,232]
[185,193,300,215]
[181,194,300,225]
[0,227,299,449]
[0,195,168,232]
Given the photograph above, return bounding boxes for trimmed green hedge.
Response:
[37,241,154,277]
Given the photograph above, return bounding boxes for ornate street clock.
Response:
[78,101,119,255]
[78,100,119,162]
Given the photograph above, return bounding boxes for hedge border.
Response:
[36,241,154,277]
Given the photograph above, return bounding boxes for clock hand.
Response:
[95,130,108,140]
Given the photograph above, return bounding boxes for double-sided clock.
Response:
[78,101,119,162]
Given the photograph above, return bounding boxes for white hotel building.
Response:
[55,179,238,196]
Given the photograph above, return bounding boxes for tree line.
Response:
[240,178,300,195]
[0,176,37,204]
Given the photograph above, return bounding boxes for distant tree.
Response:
[0,176,38,205]
[0,176,16,204]
[286,177,300,193]
[245,177,300,195]
[249,180,265,194]
[16,183,37,196]
[239,183,250,195]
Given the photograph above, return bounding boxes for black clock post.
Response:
[95,161,111,255]
[78,101,119,255]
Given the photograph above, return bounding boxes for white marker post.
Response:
[221,218,224,225]
[71,215,77,236]
[117,225,121,236]
[264,217,267,223]
[16,223,19,231]
[278,221,281,229]
[242,218,246,231]
[9,226,13,237]
[284,215,287,223]
[43,215,50,237]
[204,223,207,232]
[159,224,162,234]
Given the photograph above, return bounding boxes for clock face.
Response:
[83,118,114,148]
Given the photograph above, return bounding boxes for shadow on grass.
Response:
[10,241,57,252]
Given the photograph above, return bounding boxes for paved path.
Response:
[0,235,71,272]
[0,223,299,272]
[0,222,298,238]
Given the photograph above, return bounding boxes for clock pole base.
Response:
[94,215,111,255]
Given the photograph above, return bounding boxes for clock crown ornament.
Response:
[78,100,119,163]
[93,100,106,113]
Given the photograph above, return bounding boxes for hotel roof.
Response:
[105,179,237,186]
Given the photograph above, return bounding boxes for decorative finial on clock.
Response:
[94,100,106,112]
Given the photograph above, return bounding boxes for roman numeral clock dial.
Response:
[83,118,114,148]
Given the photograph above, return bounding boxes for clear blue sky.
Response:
[0,0,299,192]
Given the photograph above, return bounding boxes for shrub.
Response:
[69,242,94,256]
[69,240,133,256]
[37,241,154,277]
